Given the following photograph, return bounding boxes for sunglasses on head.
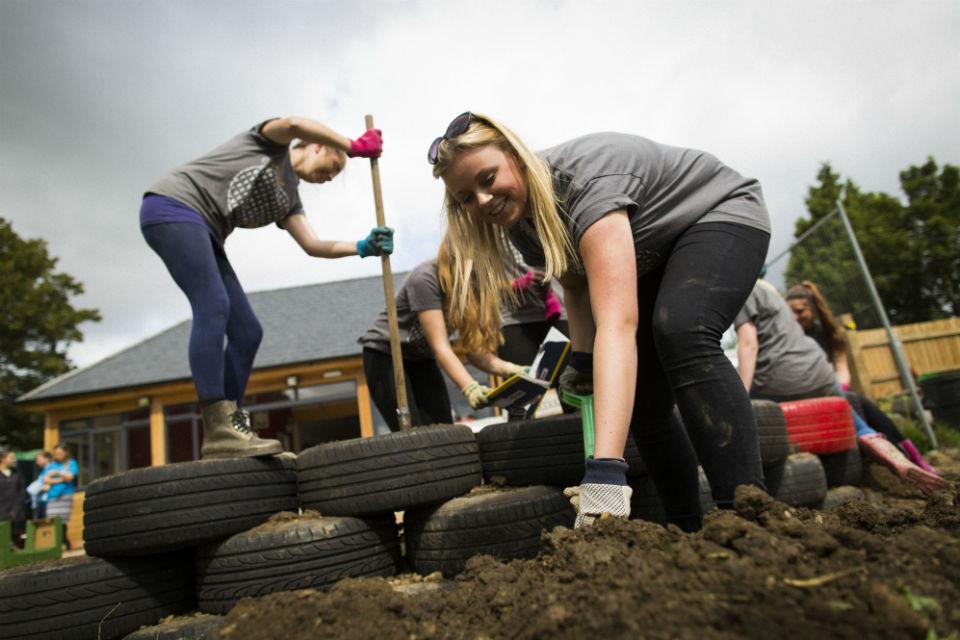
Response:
[427,111,473,165]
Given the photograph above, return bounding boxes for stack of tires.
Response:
[779,396,865,508]
[475,398,865,529]
[0,399,872,638]
[0,425,573,639]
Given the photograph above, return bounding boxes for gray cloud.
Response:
[1,0,958,369]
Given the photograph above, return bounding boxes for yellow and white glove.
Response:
[501,362,530,378]
[460,381,492,410]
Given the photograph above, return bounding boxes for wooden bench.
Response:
[0,517,63,569]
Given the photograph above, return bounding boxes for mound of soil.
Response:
[210,451,960,639]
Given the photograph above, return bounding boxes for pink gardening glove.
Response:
[544,288,562,323]
[512,271,535,292]
[348,129,383,158]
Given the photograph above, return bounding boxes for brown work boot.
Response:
[201,400,283,459]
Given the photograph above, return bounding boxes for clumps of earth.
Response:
[209,452,960,639]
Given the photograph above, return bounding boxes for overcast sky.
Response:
[2,0,958,370]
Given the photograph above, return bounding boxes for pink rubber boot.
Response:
[897,439,940,476]
[858,433,950,494]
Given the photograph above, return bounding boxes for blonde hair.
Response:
[436,232,502,355]
[431,113,576,348]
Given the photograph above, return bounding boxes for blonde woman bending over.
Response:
[429,112,770,530]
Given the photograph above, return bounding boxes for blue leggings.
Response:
[630,222,770,531]
[142,222,262,404]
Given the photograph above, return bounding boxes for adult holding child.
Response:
[428,112,771,530]
[141,116,393,459]
[42,443,78,549]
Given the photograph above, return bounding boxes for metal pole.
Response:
[365,115,411,431]
[765,207,839,269]
[835,201,937,448]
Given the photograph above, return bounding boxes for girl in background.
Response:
[785,281,938,473]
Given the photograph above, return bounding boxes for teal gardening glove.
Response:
[357,226,394,258]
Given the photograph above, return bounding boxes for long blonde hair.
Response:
[431,113,576,348]
[436,233,502,355]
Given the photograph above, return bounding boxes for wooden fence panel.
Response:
[845,317,960,401]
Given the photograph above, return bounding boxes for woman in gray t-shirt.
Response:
[429,112,770,530]
[359,247,528,431]
[141,116,391,459]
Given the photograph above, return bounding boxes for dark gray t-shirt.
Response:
[146,121,304,242]
[358,260,449,360]
[509,133,770,277]
[734,279,837,396]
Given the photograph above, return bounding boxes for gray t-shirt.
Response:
[501,244,567,327]
[734,279,837,396]
[146,120,304,242]
[358,260,448,360]
[509,133,770,277]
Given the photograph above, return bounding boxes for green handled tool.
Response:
[560,389,595,460]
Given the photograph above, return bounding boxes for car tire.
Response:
[752,399,791,468]
[763,452,828,507]
[779,397,857,455]
[818,445,863,488]
[297,425,482,516]
[122,613,223,640]
[819,485,865,510]
[0,553,193,640]
[404,485,574,577]
[476,414,647,488]
[83,455,298,557]
[195,514,400,614]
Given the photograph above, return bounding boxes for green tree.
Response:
[0,218,101,449]
[785,159,960,326]
[898,159,960,318]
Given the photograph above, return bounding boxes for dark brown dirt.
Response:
[209,451,960,640]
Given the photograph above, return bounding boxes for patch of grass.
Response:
[898,420,960,453]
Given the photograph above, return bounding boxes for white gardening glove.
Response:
[460,381,492,410]
[564,483,632,528]
[563,457,632,528]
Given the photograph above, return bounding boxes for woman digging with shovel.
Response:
[428,112,769,530]
[141,116,393,459]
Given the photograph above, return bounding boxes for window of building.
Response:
[165,403,201,464]
[58,408,152,489]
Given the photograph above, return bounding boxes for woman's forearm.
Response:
[592,324,637,458]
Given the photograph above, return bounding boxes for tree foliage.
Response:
[785,159,960,327]
[0,218,101,449]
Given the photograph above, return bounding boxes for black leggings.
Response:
[629,221,769,531]
[362,348,453,431]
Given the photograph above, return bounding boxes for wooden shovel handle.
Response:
[365,115,411,431]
